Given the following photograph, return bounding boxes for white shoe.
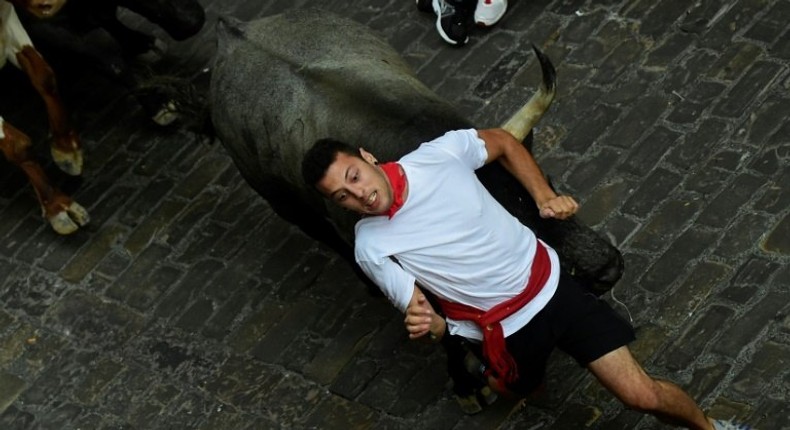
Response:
[474,0,507,27]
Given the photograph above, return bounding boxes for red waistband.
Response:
[436,241,551,386]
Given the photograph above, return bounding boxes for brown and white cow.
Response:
[1,0,87,234]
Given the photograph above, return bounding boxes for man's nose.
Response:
[350,186,365,200]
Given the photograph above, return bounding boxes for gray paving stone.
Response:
[763,212,790,255]
[72,359,124,405]
[249,300,323,364]
[154,258,224,319]
[621,167,682,218]
[0,371,26,414]
[303,393,378,430]
[640,227,719,293]
[714,212,774,259]
[707,42,763,82]
[666,118,728,171]
[732,255,782,286]
[303,319,376,385]
[576,178,632,226]
[0,404,35,430]
[659,305,735,371]
[687,361,732,402]
[713,291,790,358]
[117,176,176,227]
[731,341,790,398]
[51,290,145,349]
[59,224,127,283]
[123,199,188,255]
[658,261,731,329]
[713,61,785,118]
[126,264,183,311]
[644,33,694,69]
[628,198,702,251]
[106,243,171,302]
[565,147,622,194]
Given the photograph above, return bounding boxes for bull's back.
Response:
[210,10,468,194]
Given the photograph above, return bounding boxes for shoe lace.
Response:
[436,0,456,17]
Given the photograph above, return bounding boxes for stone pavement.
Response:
[1,0,788,428]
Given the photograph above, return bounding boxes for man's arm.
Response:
[477,128,578,220]
[404,285,446,341]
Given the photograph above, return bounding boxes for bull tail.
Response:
[501,45,557,141]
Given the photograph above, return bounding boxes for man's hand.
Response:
[478,129,579,219]
[405,287,446,341]
[538,195,578,220]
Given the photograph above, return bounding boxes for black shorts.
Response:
[501,270,636,395]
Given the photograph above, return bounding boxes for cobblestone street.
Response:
[0,0,788,429]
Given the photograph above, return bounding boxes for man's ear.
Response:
[359,148,378,165]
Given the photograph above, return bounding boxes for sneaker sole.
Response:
[475,3,507,27]
[432,0,469,46]
[475,11,506,27]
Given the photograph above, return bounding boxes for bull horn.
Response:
[501,45,557,142]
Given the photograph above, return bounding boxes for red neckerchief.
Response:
[379,162,406,219]
[436,241,551,391]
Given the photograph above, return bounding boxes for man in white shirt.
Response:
[301,127,745,430]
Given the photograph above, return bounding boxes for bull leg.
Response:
[117,0,205,41]
[15,45,83,176]
[0,120,89,234]
[100,16,159,57]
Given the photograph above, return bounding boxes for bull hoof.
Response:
[152,100,180,126]
[49,202,90,235]
[135,38,168,64]
[51,146,84,176]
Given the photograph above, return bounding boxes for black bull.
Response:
[209,9,623,294]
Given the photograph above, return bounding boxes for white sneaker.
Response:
[711,419,753,430]
[474,0,507,27]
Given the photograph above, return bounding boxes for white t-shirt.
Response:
[354,129,559,341]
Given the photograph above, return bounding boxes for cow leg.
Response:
[117,0,205,41]
[15,45,82,176]
[0,120,89,234]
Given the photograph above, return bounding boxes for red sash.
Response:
[436,241,550,388]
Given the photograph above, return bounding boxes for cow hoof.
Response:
[49,202,90,235]
[51,146,84,176]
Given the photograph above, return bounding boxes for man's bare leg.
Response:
[587,346,713,430]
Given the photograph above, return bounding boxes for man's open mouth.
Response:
[365,190,377,208]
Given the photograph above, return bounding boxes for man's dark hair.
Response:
[302,138,361,187]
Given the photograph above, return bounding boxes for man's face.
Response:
[316,149,393,216]
[10,0,67,19]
